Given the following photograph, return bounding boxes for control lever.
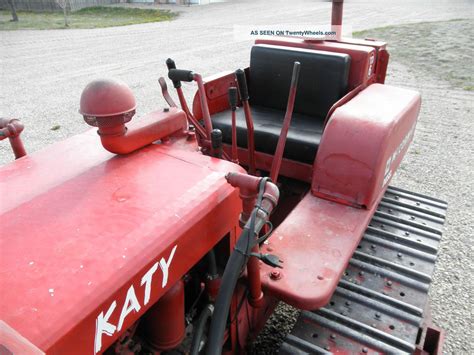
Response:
[166,59,198,130]
[164,59,232,161]
[166,61,213,138]
[166,58,181,88]
[269,61,301,183]
[165,59,211,141]
[235,69,256,175]
[228,87,239,163]
[158,77,178,108]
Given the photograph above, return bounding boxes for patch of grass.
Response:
[0,6,177,30]
[353,19,473,90]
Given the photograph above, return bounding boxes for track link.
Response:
[279,186,447,355]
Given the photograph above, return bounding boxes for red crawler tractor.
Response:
[0,1,447,354]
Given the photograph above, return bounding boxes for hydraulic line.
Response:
[190,304,214,355]
[206,216,255,354]
[206,250,218,278]
[206,177,278,355]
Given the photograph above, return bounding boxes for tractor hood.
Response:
[0,130,243,354]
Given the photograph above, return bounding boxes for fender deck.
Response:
[279,186,447,354]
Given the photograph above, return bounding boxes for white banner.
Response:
[233,25,352,41]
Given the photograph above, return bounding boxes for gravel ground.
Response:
[375,20,474,354]
[1,1,473,353]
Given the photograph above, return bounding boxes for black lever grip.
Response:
[228,87,238,110]
[166,58,176,70]
[166,58,180,88]
[168,69,195,84]
[166,59,182,88]
[235,69,249,101]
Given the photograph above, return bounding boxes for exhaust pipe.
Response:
[80,79,187,155]
[331,0,344,41]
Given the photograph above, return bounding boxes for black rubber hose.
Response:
[206,178,273,355]
[190,304,214,355]
[206,250,218,278]
[205,227,252,355]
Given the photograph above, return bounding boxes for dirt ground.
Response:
[1,1,473,353]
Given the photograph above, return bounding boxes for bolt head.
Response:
[387,280,393,287]
[362,347,368,353]
[270,270,281,280]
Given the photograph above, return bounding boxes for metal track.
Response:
[280,186,447,355]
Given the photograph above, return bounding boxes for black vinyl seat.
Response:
[211,44,351,164]
[212,106,323,164]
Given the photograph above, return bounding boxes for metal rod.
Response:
[158,77,178,108]
[0,118,27,159]
[235,69,256,175]
[331,0,344,26]
[9,136,26,159]
[331,0,344,41]
[176,88,194,121]
[242,102,256,175]
[159,76,209,143]
[194,73,213,139]
[270,62,301,183]
[231,110,238,163]
[228,87,239,164]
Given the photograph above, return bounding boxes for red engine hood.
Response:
[0,130,243,354]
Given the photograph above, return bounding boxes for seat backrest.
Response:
[249,44,351,119]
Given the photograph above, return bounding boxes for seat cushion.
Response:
[211,106,324,164]
[249,44,351,119]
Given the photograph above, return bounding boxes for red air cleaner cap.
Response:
[79,79,137,118]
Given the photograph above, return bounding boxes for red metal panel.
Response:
[222,145,314,183]
[259,192,376,310]
[0,133,243,354]
[0,129,111,215]
[312,84,421,208]
[0,321,44,354]
[339,38,389,84]
[192,71,236,120]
